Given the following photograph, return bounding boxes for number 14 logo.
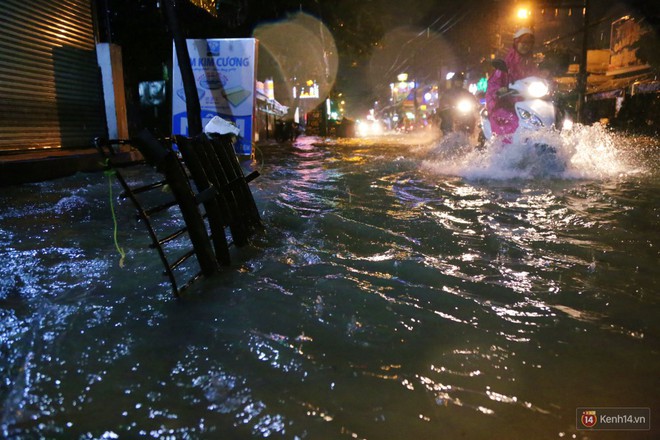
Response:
[581,410,597,428]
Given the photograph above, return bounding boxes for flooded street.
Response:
[1,126,659,439]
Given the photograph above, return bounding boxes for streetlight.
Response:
[515,4,534,29]
[517,7,532,21]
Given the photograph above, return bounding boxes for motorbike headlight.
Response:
[357,120,370,137]
[456,99,474,114]
[527,81,549,98]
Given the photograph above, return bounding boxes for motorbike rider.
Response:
[439,72,479,135]
[485,28,541,137]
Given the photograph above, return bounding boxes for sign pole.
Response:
[163,0,202,137]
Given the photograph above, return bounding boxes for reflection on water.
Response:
[1,128,659,439]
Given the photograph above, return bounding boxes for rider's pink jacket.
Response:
[486,48,540,137]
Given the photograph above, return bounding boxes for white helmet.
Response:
[514,28,534,39]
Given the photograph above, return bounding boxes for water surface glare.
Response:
[1,130,659,439]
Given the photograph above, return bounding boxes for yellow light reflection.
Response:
[517,7,531,20]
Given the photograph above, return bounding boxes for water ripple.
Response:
[1,134,658,438]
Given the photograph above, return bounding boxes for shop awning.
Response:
[587,72,655,98]
[256,91,289,117]
[556,71,657,100]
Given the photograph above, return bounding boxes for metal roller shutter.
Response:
[0,0,106,153]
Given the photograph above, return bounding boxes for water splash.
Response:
[422,123,637,180]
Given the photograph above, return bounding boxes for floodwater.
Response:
[1,125,659,439]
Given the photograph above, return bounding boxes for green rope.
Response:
[105,164,126,268]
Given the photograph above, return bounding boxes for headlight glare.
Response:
[528,81,549,98]
[456,99,474,114]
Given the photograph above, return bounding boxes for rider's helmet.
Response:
[513,28,534,55]
[450,72,465,87]
[513,27,534,40]
[513,28,534,43]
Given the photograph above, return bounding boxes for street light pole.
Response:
[576,0,591,123]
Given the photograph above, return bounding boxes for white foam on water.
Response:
[422,123,637,180]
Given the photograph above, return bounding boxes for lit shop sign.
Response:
[294,80,320,99]
[172,38,257,155]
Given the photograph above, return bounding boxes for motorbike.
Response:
[479,59,572,174]
[481,59,573,142]
[440,93,480,137]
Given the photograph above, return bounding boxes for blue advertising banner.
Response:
[172,38,257,155]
